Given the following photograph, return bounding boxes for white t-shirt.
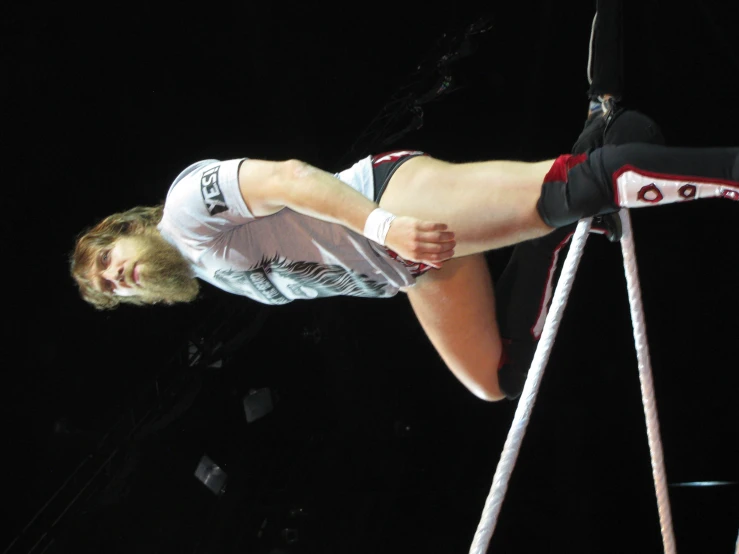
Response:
[157,157,416,305]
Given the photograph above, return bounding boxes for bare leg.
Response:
[379,155,557,257]
[403,255,505,401]
[379,156,556,401]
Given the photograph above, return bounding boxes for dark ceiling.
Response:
[2,1,738,553]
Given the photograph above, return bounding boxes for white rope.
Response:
[470,211,684,553]
[618,209,677,554]
[469,218,592,554]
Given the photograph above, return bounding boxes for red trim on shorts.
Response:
[383,247,434,278]
[371,150,427,167]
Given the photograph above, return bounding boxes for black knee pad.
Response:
[537,151,621,229]
[537,178,608,229]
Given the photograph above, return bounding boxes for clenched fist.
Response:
[384,217,456,269]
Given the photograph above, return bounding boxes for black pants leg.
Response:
[539,143,739,228]
[588,0,624,100]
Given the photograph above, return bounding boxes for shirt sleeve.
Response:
[162,158,255,240]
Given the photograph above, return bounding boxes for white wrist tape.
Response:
[363,208,396,246]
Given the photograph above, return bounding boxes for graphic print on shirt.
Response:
[212,255,388,304]
[200,165,228,216]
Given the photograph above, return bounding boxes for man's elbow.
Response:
[283,158,316,181]
[276,159,321,205]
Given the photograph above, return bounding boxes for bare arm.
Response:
[238,158,456,267]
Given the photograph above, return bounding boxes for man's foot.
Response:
[590,212,622,242]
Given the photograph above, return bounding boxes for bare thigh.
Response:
[404,254,504,401]
[379,155,556,256]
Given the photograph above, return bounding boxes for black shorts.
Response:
[370,150,432,278]
[371,150,428,202]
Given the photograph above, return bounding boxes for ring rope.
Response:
[470,211,679,553]
[619,209,676,554]
[469,218,592,554]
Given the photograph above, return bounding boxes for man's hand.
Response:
[384,217,456,269]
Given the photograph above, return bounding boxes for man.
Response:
[71,5,739,403]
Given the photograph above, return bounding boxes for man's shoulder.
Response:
[160,158,255,239]
[166,159,221,199]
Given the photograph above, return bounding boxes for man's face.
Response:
[90,232,199,305]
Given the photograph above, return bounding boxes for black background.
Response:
[2,1,738,553]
